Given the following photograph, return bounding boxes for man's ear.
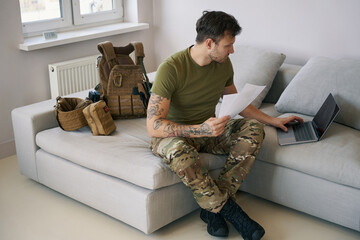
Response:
[205,38,214,49]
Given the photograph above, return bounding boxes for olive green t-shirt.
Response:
[151,46,234,125]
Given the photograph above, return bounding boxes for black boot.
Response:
[200,208,229,237]
[219,198,265,240]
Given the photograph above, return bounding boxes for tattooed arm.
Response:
[146,93,230,138]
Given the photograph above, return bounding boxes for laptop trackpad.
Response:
[277,127,296,145]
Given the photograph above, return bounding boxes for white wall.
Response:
[0,0,156,159]
[152,0,360,65]
[1,0,360,158]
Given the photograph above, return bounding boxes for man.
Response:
[147,11,302,240]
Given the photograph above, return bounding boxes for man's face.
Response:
[209,33,235,63]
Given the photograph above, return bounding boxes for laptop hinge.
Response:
[312,121,320,139]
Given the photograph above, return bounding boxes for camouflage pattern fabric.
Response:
[149,118,265,212]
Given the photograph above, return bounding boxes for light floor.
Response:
[0,155,359,240]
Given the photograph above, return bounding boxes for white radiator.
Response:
[49,55,100,99]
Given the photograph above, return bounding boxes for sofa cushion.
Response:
[36,104,360,192]
[230,45,286,108]
[275,56,360,130]
[36,118,226,191]
[36,101,280,192]
[263,63,301,104]
[258,113,360,189]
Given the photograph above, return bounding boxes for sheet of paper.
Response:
[218,83,266,119]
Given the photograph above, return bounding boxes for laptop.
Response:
[277,93,340,146]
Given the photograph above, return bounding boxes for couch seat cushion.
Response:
[36,104,359,191]
[36,118,226,191]
[258,113,360,189]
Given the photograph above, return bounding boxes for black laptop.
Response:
[277,93,340,146]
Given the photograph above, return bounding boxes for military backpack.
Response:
[97,41,151,119]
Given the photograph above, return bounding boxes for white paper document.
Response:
[218,83,265,119]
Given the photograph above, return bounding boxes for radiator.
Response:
[49,55,100,99]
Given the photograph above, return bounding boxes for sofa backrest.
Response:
[263,63,302,104]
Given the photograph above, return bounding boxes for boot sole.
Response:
[243,228,265,240]
[251,228,265,240]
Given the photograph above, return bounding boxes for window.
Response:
[19,0,124,35]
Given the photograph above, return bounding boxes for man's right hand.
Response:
[201,116,231,137]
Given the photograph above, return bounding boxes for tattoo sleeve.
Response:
[147,94,214,138]
[147,94,165,120]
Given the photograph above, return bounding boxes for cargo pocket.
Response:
[132,95,146,115]
[120,95,132,116]
[107,95,120,116]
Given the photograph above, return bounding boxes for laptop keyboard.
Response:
[293,122,315,141]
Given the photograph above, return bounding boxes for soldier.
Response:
[147,11,303,239]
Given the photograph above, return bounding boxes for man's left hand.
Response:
[272,115,304,132]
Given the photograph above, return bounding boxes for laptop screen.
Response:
[313,93,340,139]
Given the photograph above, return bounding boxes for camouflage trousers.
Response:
[149,118,265,212]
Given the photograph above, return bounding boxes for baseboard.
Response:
[0,140,16,159]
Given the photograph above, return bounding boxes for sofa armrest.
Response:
[11,90,89,181]
[12,100,57,181]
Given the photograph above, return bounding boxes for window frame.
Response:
[72,0,123,26]
[20,0,124,36]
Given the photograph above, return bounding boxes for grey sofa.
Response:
[12,60,360,234]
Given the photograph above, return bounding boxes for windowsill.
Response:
[19,22,149,51]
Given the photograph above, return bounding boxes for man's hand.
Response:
[239,104,304,133]
[201,115,231,137]
[272,115,304,132]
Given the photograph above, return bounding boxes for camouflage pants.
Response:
[149,118,265,212]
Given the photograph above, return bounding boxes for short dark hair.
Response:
[195,11,241,44]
